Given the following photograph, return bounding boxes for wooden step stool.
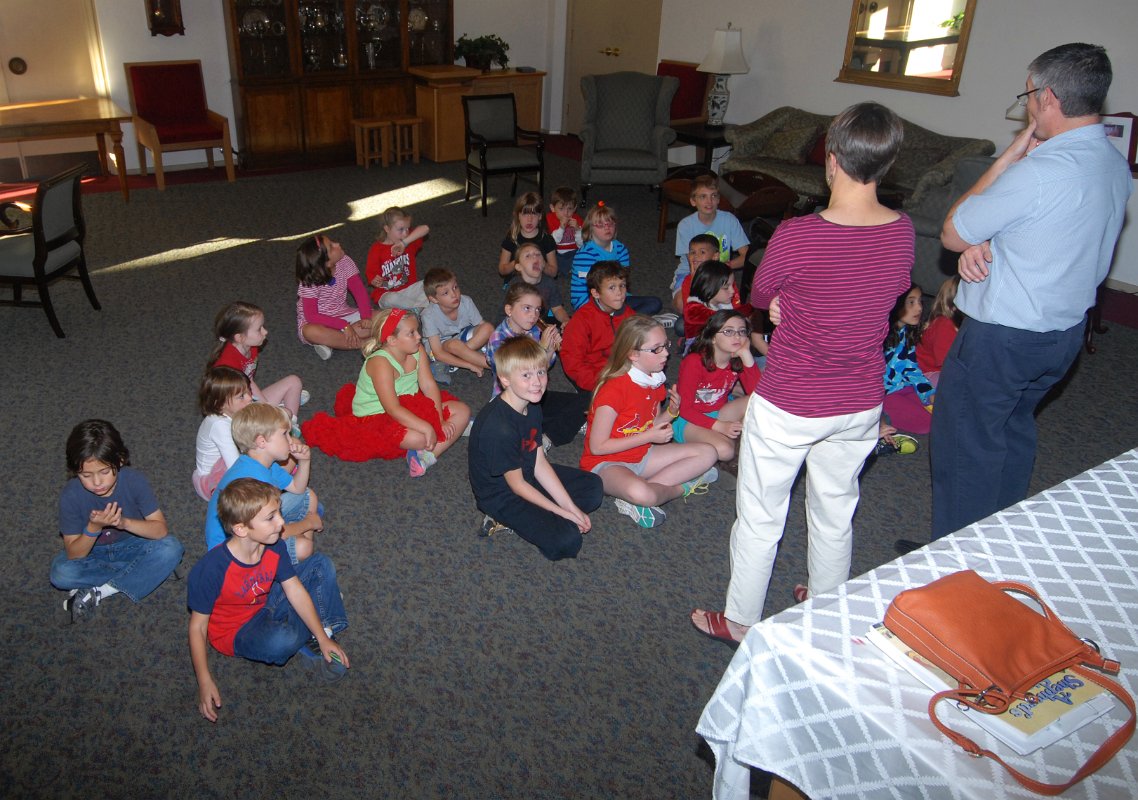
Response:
[351,118,392,169]
[390,116,423,165]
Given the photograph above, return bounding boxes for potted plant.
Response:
[455,33,509,72]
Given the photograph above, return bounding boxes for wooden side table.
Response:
[391,116,423,164]
[671,121,734,170]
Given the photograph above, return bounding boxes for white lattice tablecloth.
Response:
[697,448,1138,800]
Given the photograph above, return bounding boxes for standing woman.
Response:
[692,103,914,643]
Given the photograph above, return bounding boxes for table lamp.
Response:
[697,23,749,127]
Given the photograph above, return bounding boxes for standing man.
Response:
[931,43,1131,539]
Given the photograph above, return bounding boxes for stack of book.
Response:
[866,622,1115,755]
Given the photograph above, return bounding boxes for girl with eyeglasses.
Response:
[579,315,719,529]
[496,192,557,280]
[295,234,374,360]
[673,310,760,462]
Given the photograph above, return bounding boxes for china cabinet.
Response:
[223,0,453,167]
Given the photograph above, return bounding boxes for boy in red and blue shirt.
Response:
[187,478,349,722]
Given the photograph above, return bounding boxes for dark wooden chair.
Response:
[461,93,544,216]
[0,165,100,337]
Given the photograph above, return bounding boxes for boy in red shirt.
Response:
[561,262,635,392]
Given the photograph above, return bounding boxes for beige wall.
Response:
[656,0,1138,285]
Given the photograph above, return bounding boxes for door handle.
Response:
[597,47,621,57]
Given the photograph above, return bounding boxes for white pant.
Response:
[378,280,427,311]
[725,394,880,625]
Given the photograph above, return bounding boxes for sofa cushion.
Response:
[761,125,821,165]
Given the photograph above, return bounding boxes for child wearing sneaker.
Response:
[580,316,719,529]
[301,309,470,476]
[295,234,374,360]
[52,420,184,623]
[469,337,603,560]
[210,300,305,420]
[204,403,323,563]
[420,267,493,377]
[188,478,349,721]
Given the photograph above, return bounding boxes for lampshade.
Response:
[697,26,748,75]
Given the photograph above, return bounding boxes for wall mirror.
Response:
[836,0,976,96]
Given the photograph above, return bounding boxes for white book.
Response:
[866,622,1115,755]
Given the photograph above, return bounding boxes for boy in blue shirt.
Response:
[671,174,749,305]
[203,403,322,562]
[188,478,349,721]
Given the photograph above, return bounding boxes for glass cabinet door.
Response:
[355,0,401,71]
[234,0,292,78]
[298,0,350,73]
[408,0,449,66]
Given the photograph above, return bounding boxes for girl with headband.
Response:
[301,308,470,477]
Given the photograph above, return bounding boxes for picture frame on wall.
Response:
[1102,112,1136,170]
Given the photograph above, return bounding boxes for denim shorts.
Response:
[589,451,651,476]
[672,410,718,443]
[279,489,312,566]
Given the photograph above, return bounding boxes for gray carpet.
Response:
[2,154,1136,800]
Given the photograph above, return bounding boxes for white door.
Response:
[562,0,662,136]
[0,0,105,171]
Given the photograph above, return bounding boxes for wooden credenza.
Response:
[409,65,545,162]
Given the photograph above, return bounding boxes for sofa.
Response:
[722,106,996,291]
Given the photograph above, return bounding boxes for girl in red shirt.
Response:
[915,276,961,381]
[579,316,718,529]
[210,301,305,419]
[674,310,761,462]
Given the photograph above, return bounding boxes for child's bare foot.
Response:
[690,609,749,644]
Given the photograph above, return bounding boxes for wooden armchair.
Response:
[124,60,236,190]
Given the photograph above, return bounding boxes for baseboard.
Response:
[1105,278,1138,294]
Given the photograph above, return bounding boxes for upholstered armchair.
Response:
[124,60,236,191]
[578,72,678,202]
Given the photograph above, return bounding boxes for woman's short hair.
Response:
[826,102,904,185]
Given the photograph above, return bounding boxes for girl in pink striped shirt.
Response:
[295,234,374,360]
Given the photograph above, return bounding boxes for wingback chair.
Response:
[124,60,236,191]
[0,165,99,337]
[579,72,679,202]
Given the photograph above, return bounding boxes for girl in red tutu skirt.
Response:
[302,309,471,476]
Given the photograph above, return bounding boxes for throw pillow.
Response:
[884,146,947,189]
[762,125,821,165]
[806,133,828,166]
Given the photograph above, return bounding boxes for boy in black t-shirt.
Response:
[468,337,603,560]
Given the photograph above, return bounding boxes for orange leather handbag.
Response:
[885,570,1135,795]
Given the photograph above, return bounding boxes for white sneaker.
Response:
[313,344,333,361]
[300,389,310,406]
[653,312,678,329]
[614,498,665,528]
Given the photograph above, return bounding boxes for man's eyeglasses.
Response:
[1014,87,1046,108]
[636,342,670,354]
[717,328,749,338]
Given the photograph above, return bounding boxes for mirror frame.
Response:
[836,0,977,97]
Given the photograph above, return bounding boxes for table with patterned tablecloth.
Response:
[697,448,1138,800]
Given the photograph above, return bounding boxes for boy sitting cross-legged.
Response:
[469,336,603,560]
[420,267,494,378]
[671,173,749,298]
[188,478,350,721]
[203,403,323,563]
[560,261,636,392]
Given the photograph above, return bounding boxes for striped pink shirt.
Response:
[752,213,913,418]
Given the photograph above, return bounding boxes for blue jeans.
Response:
[279,489,322,565]
[930,316,1084,539]
[50,535,184,602]
[231,553,348,666]
[627,294,663,316]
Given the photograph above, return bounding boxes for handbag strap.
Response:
[928,667,1136,795]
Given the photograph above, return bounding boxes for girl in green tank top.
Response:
[354,309,471,476]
